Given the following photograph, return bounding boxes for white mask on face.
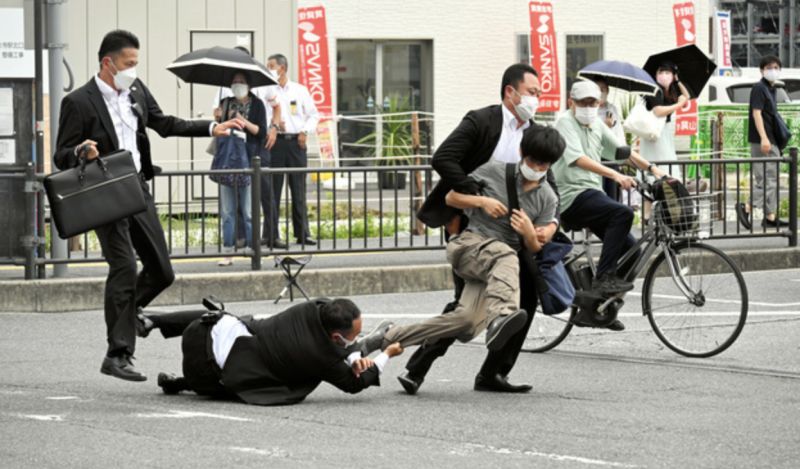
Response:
[335,333,357,349]
[519,161,547,181]
[109,60,137,91]
[232,83,249,99]
[513,90,538,121]
[764,69,780,83]
[574,106,597,126]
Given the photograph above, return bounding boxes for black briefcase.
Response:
[44,150,147,239]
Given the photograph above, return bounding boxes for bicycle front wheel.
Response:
[522,307,574,353]
[642,241,748,358]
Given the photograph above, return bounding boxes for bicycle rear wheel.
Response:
[522,307,574,353]
[642,241,748,358]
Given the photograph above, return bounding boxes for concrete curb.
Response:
[1,248,798,313]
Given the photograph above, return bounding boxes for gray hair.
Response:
[268,53,288,70]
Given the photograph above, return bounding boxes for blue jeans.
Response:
[220,184,252,248]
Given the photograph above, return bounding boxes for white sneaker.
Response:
[217,257,234,267]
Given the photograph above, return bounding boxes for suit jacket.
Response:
[417,104,558,227]
[54,77,213,179]
[221,299,380,406]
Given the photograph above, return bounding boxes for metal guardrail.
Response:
[1,151,797,279]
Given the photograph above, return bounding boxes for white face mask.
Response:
[513,90,538,121]
[519,162,547,181]
[232,83,249,99]
[574,106,597,126]
[109,60,137,91]
[335,333,358,349]
[764,69,780,83]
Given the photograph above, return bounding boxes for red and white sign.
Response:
[297,5,336,161]
[672,1,698,136]
[528,1,560,112]
[715,10,733,75]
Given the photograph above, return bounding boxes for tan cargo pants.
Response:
[382,231,520,348]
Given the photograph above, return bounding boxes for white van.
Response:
[706,68,800,104]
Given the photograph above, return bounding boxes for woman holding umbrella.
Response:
[212,72,267,266]
[640,62,691,180]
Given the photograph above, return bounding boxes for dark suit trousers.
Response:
[94,177,175,357]
[259,149,279,243]
[148,309,208,338]
[405,250,538,379]
[271,138,310,240]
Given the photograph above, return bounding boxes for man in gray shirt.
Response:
[362,127,564,387]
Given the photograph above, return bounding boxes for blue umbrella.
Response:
[577,60,659,96]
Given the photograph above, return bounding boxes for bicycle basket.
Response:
[653,192,721,235]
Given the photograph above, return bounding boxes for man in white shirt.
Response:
[265,53,320,246]
[138,298,403,405]
[53,30,244,382]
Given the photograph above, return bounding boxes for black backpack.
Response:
[652,177,698,234]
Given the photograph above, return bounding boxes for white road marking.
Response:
[135,410,253,422]
[451,443,639,467]
[18,414,63,422]
[626,292,800,308]
[45,396,79,400]
[229,447,288,458]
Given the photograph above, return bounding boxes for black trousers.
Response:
[149,309,230,398]
[259,149,279,243]
[271,137,310,240]
[93,176,175,357]
[561,189,638,277]
[404,249,539,380]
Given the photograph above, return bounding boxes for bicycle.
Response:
[524,178,749,358]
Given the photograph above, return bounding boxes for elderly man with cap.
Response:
[552,81,668,329]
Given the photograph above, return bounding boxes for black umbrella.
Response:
[577,60,658,95]
[166,46,277,87]
[643,44,716,98]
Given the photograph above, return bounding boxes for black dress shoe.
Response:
[297,237,316,246]
[397,371,424,395]
[261,238,288,249]
[762,217,790,228]
[605,319,626,331]
[736,203,752,230]
[474,373,532,393]
[485,310,527,351]
[100,355,146,382]
[135,308,154,338]
[157,372,188,395]
[592,273,634,294]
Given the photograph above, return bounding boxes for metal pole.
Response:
[23,163,36,279]
[34,0,46,278]
[789,147,798,248]
[251,155,262,270]
[47,0,68,277]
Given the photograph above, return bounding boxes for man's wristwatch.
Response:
[647,163,656,174]
[270,123,280,130]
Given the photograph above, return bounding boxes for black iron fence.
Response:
[1,150,797,279]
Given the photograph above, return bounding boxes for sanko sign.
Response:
[298,5,332,120]
[528,0,560,112]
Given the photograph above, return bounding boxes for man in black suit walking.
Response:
[54,30,244,382]
[140,299,403,405]
[405,64,559,394]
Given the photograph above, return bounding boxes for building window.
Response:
[336,40,433,165]
[516,33,604,99]
[566,35,603,93]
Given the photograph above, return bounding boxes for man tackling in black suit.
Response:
[54,30,244,382]
[138,298,403,406]
[406,63,559,394]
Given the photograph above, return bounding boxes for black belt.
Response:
[278,133,300,140]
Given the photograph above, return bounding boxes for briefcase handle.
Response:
[77,150,110,186]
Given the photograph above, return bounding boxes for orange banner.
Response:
[528,1,560,112]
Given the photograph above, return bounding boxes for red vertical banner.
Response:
[672,1,698,136]
[528,1,560,112]
[297,5,336,162]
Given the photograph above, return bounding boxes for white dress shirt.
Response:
[345,350,390,375]
[211,314,253,369]
[490,104,530,164]
[266,80,319,134]
[94,75,141,172]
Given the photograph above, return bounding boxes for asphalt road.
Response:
[1,269,799,468]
